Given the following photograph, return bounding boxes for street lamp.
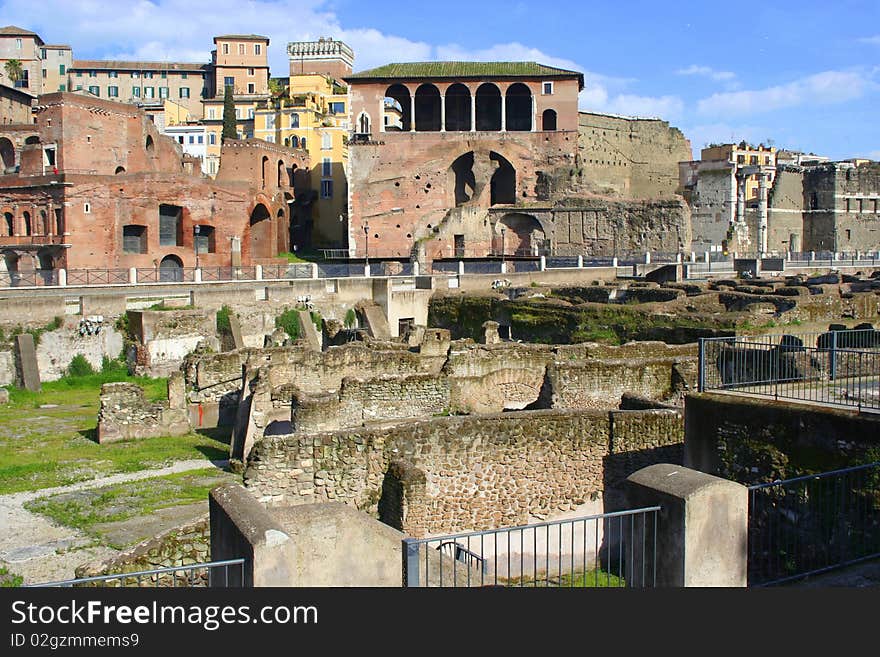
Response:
[194,225,200,270]
[363,220,370,267]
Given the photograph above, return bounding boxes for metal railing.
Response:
[0,269,58,287]
[260,263,313,280]
[748,462,880,586]
[698,330,880,411]
[402,506,660,588]
[67,268,131,286]
[26,559,247,588]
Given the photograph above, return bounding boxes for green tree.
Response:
[4,59,23,86]
[222,84,237,141]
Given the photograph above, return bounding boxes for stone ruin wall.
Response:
[96,372,189,443]
[244,408,684,538]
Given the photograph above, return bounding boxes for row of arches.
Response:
[260,156,298,190]
[2,208,61,238]
[380,82,556,133]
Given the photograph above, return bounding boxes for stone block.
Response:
[297,310,322,352]
[228,314,245,351]
[15,333,40,392]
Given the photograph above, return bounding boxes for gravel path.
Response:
[0,458,228,585]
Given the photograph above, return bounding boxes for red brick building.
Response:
[345,62,584,259]
[0,92,308,278]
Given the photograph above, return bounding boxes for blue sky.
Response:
[3,0,879,160]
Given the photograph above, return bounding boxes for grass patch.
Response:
[24,467,236,539]
[0,566,23,588]
[277,249,323,263]
[0,377,229,494]
[506,568,626,587]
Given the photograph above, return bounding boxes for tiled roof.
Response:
[0,25,39,37]
[346,61,584,88]
[72,60,208,72]
[214,34,269,41]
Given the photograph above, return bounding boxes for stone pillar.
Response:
[626,464,748,587]
[194,268,202,283]
[500,94,506,132]
[500,261,507,274]
[645,252,651,264]
[458,260,464,275]
[58,268,67,287]
[379,99,384,133]
[230,236,242,267]
[735,172,745,226]
[167,371,186,410]
[310,262,319,279]
[690,251,696,263]
[470,94,476,132]
[810,250,815,261]
[612,257,618,267]
[704,251,710,263]
[255,264,263,281]
[15,333,40,392]
[412,261,420,276]
[410,94,416,133]
[129,267,137,284]
[577,255,583,268]
[364,263,371,278]
[539,255,546,271]
[757,172,769,255]
[531,94,537,132]
[676,252,682,263]
[440,95,446,132]
[481,320,501,345]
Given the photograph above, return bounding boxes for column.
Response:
[470,94,476,132]
[409,94,416,133]
[735,172,746,225]
[58,269,67,287]
[757,172,769,255]
[531,95,537,132]
[500,93,506,132]
[255,264,263,281]
[379,99,385,133]
[440,95,446,132]
[129,267,137,284]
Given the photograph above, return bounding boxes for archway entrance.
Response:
[159,255,183,282]
[475,84,501,131]
[384,84,412,132]
[444,83,471,131]
[414,84,441,131]
[490,152,516,205]
[249,203,273,259]
[505,83,532,131]
[0,138,14,173]
[498,213,546,256]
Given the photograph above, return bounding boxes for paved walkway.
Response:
[0,458,227,585]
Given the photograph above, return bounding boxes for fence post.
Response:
[500,261,507,274]
[310,262,319,279]
[364,263,371,278]
[645,251,651,264]
[698,338,706,392]
[194,268,202,283]
[810,250,815,262]
[58,268,67,287]
[577,255,583,268]
[255,264,263,281]
[403,539,420,588]
[830,330,837,381]
[539,255,546,271]
[612,256,618,268]
[413,261,420,276]
[704,251,710,263]
[457,260,464,276]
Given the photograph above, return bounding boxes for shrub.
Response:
[344,308,357,329]
[216,305,233,336]
[66,354,96,377]
[0,566,22,588]
[275,308,301,341]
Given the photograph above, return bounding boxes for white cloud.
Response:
[676,64,736,82]
[858,35,880,45]
[697,70,873,117]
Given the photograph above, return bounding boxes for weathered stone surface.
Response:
[15,333,40,392]
[97,381,190,443]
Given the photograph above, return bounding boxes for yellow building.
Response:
[701,142,777,201]
[253,37,353,248]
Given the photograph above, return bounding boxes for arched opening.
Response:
[115,166,126,174]
[24,136,40,145]
[249,203,272,259]
[277,160,285,188]
[291,135,299,148]
[145,135,154,153]
[384,84,411,132]
[261,156,269,189]
[0,138,14,172]
[358,112,371,135]
[23,211,31,236]
[449,152,476,207]
[414,84,441,131]
[444,83,471,131]
[39,210,48,235]
[542,109,557,131]
[38,252,54,271]
[276,208,288,253]
[475,83,501,131]
[498,213,546,256]
[3,212,13,236]
[505,83,532,131]
[159,254,183,282]
[490,152,516,205]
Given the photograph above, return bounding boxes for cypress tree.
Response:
[221,84,237,140]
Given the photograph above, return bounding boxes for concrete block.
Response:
[626,463,748,587]
[15,333,40,392]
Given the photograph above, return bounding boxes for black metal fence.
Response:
[402,507,660,588]
[698,330,880,411]
[748,463,880,586]
[26,559,247,588]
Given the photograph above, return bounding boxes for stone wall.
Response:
[244,408,684,537]
[129,309,217,377]
[97,375,190,443]
[74,515,210,585]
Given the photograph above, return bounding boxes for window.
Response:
[737,154,745,164]
[88,85,99,96]
[59,64,65,75]
[161,71,167,79]
[322,158,331,176]
[247,83,255,94]
[248,108,254,119]
[84,202,91,214]
[289,113,299,128]
[76,71,82,77]
[224,76,234,89]
[321,179,333,198]
[108,86,118,97]
[132,71,139,78]
[301,137,306,149]
[108,71,117,78]
[181,72,187,79]
[189,136,195,144]
[208,108,215,119]
[209,133,216,145]
[179,87,190,99]
[265,114,275,130]
[197,135,203,144]
[194,225,215,253]
[159,204,183,246]
[321,132,332,149]
[59,84,65,91]
[42,69,47,79]
[223,43,229,55]
[159,87,169,99]
[247,67,254,76]
[15,38,22,49]
[41,48,46,58]
[329,101,345,114]
[239,44,245,55]
[122,225,147,253]
[144,87,154,98]
[254,44,262,55]
[132,87,141,98]
[178,136,184,144]
[750,155,758,165]
[265,135,274,143]
[143,72,153,79]
[235,109,242,120]
[542,81,553,95]
[89,70,97,77]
